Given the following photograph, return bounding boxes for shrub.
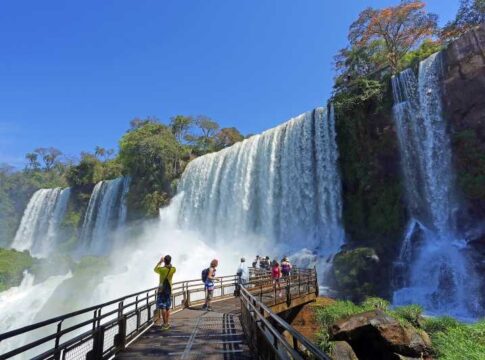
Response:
[392,304,424,327]
[362,297,390,311]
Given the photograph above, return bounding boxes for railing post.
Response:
[182,283,187,307]
[88,325,105,360]
[146,292,150,320]
[53,320,63,360]
[186,282,191,307]
[314,266,319,296]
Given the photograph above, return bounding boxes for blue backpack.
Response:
[201,268,209,283]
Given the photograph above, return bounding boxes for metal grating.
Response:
[63,338,93,360]
[125,314,137,335]
[102,324,119,353]
[139,309,148,326]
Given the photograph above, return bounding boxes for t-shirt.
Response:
[272,266,281,279]
[154,265,176,288]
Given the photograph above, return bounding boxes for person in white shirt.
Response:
[237,257,250,285]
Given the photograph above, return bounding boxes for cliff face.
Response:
[333,26,485,301]
[443,24,485,224]
[333,80,407,301]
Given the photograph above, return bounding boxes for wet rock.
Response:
[330,341,358,360]
[330,310,432,359]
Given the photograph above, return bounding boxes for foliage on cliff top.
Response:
[0,248,34,291]
[335,0,438,87]
[119,121,184,217]
[442,0,485,42]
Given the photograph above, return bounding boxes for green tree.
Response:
[65,153,100,187]
[129,116,159,130]
[191,116,220,154]
[119,121,183,217]
[169,115,194,143]
[94,146,106,160]
[25,152,40,171]
[34,147,62,171]
[214,127,244,150]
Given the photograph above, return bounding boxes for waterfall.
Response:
[11,188,71,257]
[391,52,482,318]
[177,107,345,280]
[79,177,130,254]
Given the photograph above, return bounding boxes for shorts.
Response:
[205,281,214,300]
[156,293,172,310]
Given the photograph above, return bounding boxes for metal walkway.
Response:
[0,268,330,360]
[117,298,252,360]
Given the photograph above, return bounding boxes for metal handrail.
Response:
[239,267,330,359]
[0,267,323,359]
[0,274,239,359]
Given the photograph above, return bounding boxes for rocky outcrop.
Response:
[332,247,382,303]
[330,310,432,360]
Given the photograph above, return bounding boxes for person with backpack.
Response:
[271,259,282,298]
[154,255,176,330]
[202,259,219,311]
[281,256,292,279]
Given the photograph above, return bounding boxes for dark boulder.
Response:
[330,341,358,360]
[330,310,432,360]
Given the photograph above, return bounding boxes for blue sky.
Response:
[0,0,459,167]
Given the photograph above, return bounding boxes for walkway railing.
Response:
[0,267,328,360]
[240,267,329,359]
[0,275,238,360]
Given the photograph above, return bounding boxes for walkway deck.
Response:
[116,298,254,360]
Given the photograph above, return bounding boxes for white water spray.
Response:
[0,272,72,357]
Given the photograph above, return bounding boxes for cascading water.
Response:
[392,52,482,318]
[0,271,72,357]
[11,188,71,257]
[79,177,130,254]
[177,107,345,282]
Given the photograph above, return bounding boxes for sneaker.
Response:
[161,323,171,331]
[207,306,213,311]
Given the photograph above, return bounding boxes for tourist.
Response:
[260,256,270,270]
[237,257,249,285]
[252,255,260,269]
[271,259,282,297]
[203,259,219,311]
[281,256,292,278]
[154,255,176,330]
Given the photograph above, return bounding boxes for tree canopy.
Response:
[336,0,438,84]
[442,0,485,42]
